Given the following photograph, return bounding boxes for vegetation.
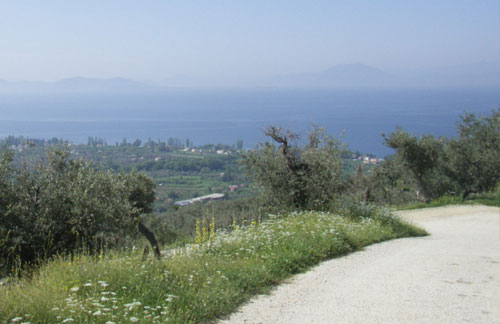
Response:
[444,110,500,199]
[351,108,500,206]
[143,197,265,245]
[0,208,425,324]
[1,107,498,323]
[244,125,345,211]
[3,138,250,212]
[349,156,416,205]
[383,130,449,202]
[395,190,500,210]
[0,150,158,275]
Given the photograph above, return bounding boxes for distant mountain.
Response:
[162,74,197,87]
[55,77,153,91]
[0,77,158,94]
[271,62,500,88]
[319,64,389,83]
[273,64,395,87]
[1,61,498,92]
[399,62,500,87]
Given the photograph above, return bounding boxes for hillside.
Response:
[0,208,425,324]
[220,205,500,324]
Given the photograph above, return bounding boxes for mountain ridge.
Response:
[1,61,499,92]
[0,77,158,93]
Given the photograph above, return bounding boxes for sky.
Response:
[0,0,499,85]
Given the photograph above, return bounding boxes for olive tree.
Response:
[121,170,161,258]
[444,110,500,199]
[350,155,417,205]
[383,109,500,202]
[383,129,451,202]
[244,125,344,211]
[0,149,159,274]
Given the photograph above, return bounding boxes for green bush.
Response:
[244,125,345,211]
[444,110,500,199]
[144,197,267,244]
[0,207,426,324]
[382,109,500,203]
[0,150,156,275]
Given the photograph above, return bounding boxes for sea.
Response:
[0,87,499,157]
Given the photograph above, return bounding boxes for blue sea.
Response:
[0,87,499,157]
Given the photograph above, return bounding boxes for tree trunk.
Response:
[138,222,161,259]
[363,187,371,203]
[416,190,428,202]
[461,190,472,201]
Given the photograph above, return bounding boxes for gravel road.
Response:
[219,205,500,324]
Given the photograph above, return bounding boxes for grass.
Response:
[395,195,464,210]
[0,209,426,324]
[396,192,500,210]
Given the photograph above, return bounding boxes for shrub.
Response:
[0,208,426,324]
[382,109,500,203]
[243,125,345,211]
[383,129,451,202]
[0,150,157,275]
[443,110,500,199]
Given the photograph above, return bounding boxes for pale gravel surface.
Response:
[219,205,500,324]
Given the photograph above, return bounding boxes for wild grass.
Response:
[396,192,500,210]
[0,209,426,324]
[395,195,464,210]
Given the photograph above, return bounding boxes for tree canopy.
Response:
[244,125,345,210]
[0,150,157,274]
[382,109,500,202]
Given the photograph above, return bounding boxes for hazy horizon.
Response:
[1,61,500,90]
[1,1,499,87]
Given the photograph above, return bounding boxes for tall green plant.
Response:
[0,149,158,274]
[244,125,344,210]
[382,108,500,203]
[383,129,451,202]
[444,110,500,199]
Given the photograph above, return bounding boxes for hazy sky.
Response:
[1,0,499,84]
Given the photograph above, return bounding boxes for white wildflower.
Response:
[124,301,142,310]
[165,294,176,302]
[98,281,109,287]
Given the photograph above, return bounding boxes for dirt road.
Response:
[219,205,500,324]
